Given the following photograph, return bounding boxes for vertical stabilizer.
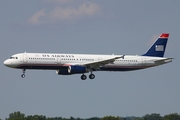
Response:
[142,33,169,57]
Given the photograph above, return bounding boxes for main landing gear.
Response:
[81,73,95,80]
[21,69,26,78]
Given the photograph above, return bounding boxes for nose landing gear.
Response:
[21,69,26,78]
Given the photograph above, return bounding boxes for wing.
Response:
[79,55,125,70]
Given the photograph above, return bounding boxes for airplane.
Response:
[4,33,173,80]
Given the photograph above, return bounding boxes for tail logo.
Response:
[155,45,164,51]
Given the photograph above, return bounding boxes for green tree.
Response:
[70,116,74,120]
[135,118,143,120]
[33,115,46,120]
[51,117,63,120]
[8,111,25,120]
[26,115,34,120]
[76,118,81,120]
[46,118,53,120]
[87,117,100,120]
[163,113,180,120]
[101,116,121,120]
[143,113,162,120]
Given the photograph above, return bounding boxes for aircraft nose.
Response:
[4,60,11,67]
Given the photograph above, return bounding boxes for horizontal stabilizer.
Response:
[154,58,173,63]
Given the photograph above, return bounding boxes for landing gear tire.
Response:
[89,74,95,79]
[81,74,87,80]
[21,69,26,78]
[21,74,25,78]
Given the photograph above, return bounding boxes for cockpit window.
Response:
[10,57,18,59]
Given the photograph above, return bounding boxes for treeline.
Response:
[1,111,180,120]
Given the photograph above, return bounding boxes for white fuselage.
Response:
[4,53,172,72]
[3,33,172,80]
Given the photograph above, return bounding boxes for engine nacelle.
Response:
[56,65,87,75]
[56,69,69,75]
[68,65,87,74]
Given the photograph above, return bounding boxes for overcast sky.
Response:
[0,0,180,119]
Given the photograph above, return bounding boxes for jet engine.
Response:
[68,65,87,74]
[56,65,87,75]
[56,69,69,75]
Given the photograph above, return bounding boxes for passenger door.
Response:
[23,53,28,63]
[56,56,61,64]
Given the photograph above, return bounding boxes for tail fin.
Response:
[142,33,169,57]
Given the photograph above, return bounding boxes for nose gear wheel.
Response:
[21,69,26,78]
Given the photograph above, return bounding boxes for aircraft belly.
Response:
[15,63,67,70]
